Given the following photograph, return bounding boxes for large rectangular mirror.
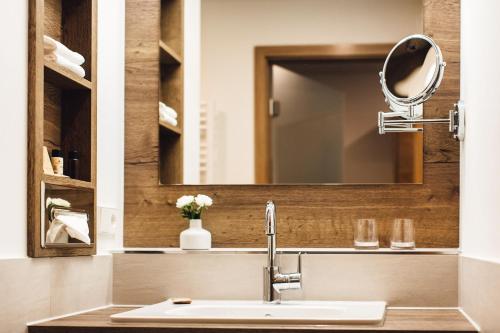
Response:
[158,0,424,185]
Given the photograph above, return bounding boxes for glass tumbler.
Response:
[353,219,379,249]
[391,218,416,249]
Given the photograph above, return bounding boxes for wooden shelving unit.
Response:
[42,174,94,190]
[28,0,97,257]
[44,61,92,90]
[159,119,182,135]
[159,40,182,65]
[159,0,184,184]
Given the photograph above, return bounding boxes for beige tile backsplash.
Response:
[0,252,460,333]
[460,256,500,333]
[0,255,112,333]
[113,253,458,307]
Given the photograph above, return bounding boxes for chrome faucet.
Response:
[263,201,302,303]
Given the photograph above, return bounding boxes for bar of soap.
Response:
[170,298,192,304]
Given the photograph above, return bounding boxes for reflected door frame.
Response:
[254,44,394,184]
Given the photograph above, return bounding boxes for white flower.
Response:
[195,194,213,207]
[46,197,71,208]
[176,195,195,208]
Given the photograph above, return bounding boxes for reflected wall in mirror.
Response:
[261,57,422,184]
[158,0,424,185]
[384,36,440,102]
[270,60,395,184]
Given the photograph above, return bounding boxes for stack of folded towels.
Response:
[159,101,178,127]
[44,35,86,78]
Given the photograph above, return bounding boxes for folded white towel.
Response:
[159,102,178,119]
[44,35,85,65]
[46,211,91,245]
[59,213,91,244]
[46,220,69,243]
[45,53,86,78]
[160,113,178,127]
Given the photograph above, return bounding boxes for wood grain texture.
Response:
[423,0,461,164]
[125,0,184,185]
[42,174,94,189]
[160,40,182,64]
[28,0,97,257]
[44,61,93,90]
[159,0,184,184]
[160,63,184,184]
[44,0,62,40]
[160,0,183,57]
[61,89,92,181]
[62,0,94,80]
[28,306,477,332]
[43,81,62,151]
[124,1,460,248]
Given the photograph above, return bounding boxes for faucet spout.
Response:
[265,201,277,269]
[263,201,302,303]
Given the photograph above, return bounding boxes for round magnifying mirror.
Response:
[381,34,445,111]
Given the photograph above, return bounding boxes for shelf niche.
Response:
[28,0,97,257]
[158,0,184,184]
[44,81,92,182]
[44,0,93,80]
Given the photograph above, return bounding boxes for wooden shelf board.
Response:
[44,242,94,248]
[159,40,182,65]
[159,118,182,135]
[43,174,94,190]
[44,61,92,90]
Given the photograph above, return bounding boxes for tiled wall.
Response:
[0,252,464,332]
[460,256,500,333]
[0,254,112,333]
[113,253,458,307]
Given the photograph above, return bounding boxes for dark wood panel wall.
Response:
[124,0,460,248]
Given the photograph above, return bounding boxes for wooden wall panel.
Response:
[125,0,460,248]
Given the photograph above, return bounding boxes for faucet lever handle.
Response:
[297,252,302,274]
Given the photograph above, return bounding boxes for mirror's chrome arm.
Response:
[378,101,465,141]
[384,118,450,124]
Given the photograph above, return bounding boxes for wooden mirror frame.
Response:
[125,0,460,248]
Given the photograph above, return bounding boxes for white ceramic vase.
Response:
[179,219,211,250]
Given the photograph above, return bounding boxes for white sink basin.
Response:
[111,300,386,325]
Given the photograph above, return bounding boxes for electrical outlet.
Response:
[97,206,121,236]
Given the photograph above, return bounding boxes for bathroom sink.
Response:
[111,300,386,325]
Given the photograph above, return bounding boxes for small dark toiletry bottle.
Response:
[68,150,80,179]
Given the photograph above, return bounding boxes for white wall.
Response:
[460,1,500,331]
[460,0,500,263]
[0,0,29,258]
[201,0,423,184]
[183,0,201,184]
[97,0,125,251]
[0,0,124,258]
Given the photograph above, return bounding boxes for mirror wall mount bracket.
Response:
[377,34,464,142]
[378,100,465,141]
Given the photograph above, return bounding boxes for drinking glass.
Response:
[353,219,379,249]
[391,218,416,249]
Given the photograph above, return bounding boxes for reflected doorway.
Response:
[255,45,423,184]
